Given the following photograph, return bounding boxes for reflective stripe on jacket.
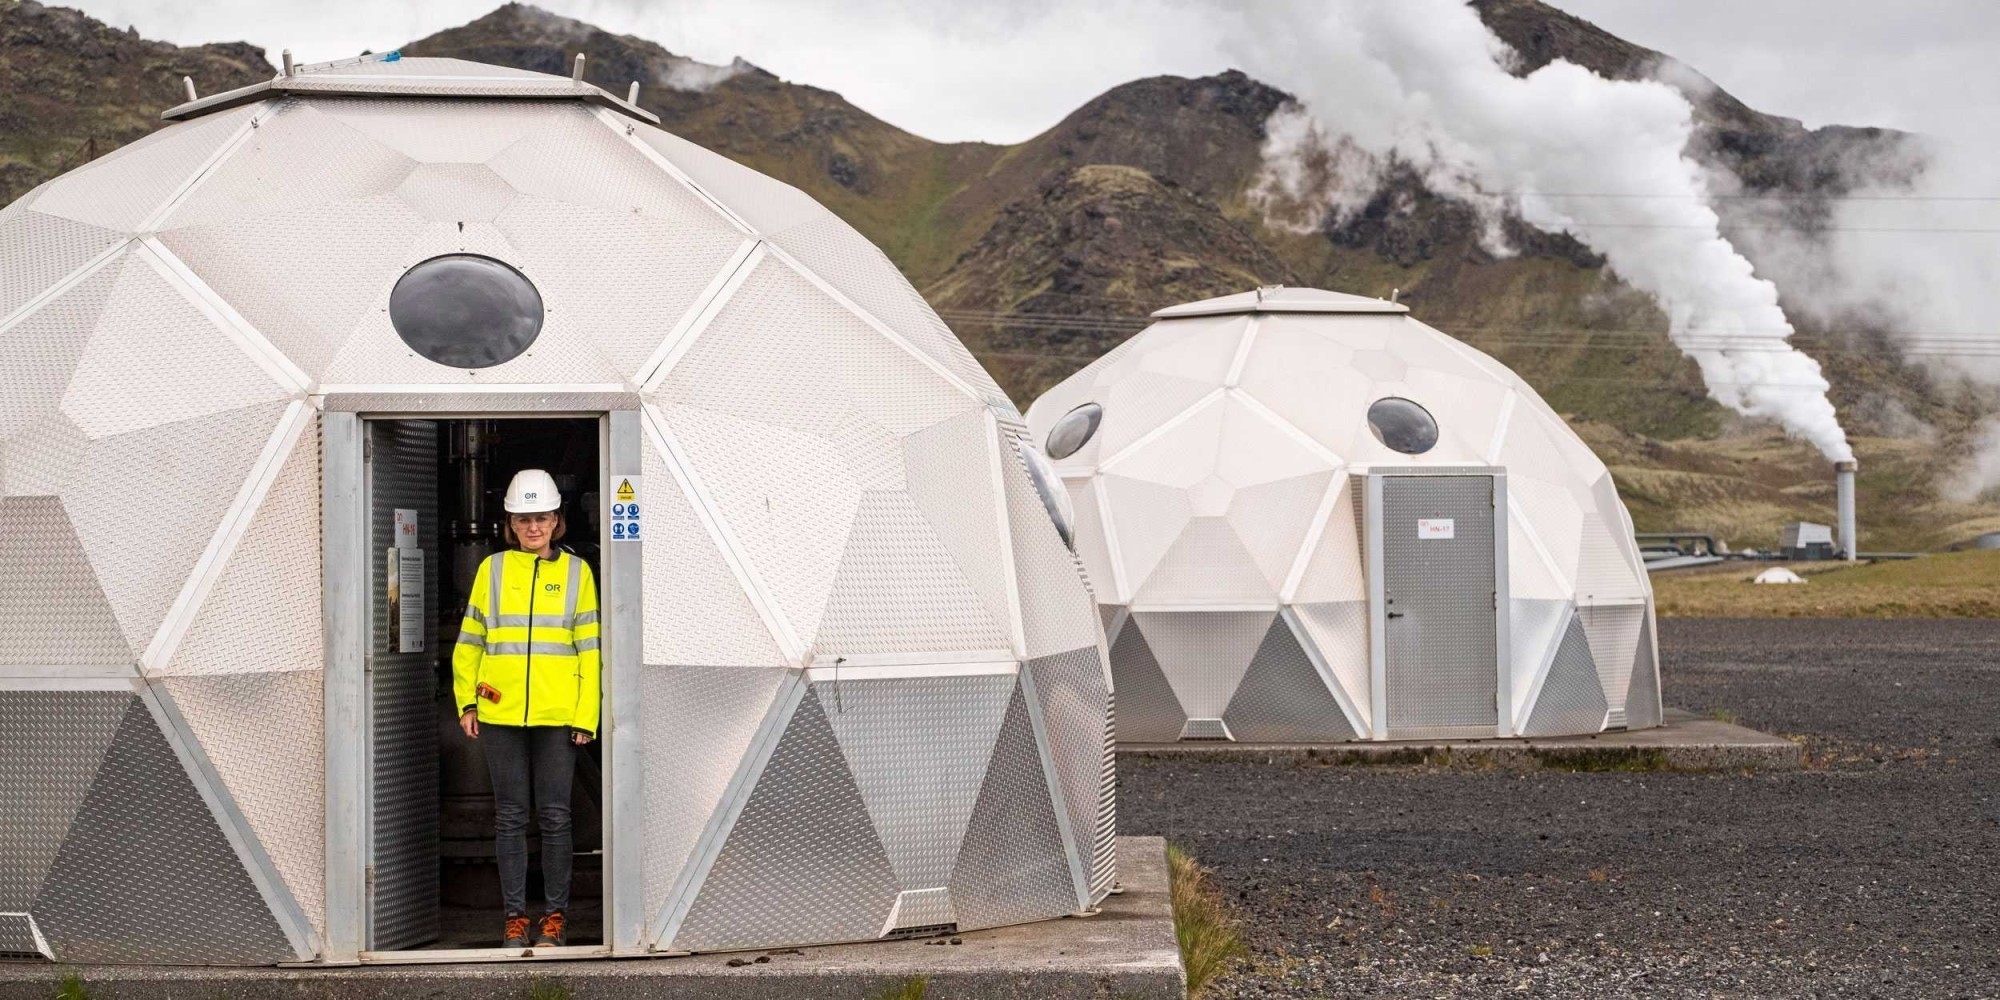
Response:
[452,549,602,736]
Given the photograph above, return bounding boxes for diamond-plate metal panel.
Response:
[1099,474,1192,600]
[315,98,560,164]
[1507,597,1571,724]
[816,491,1011,654]
[903,410,1012,634]
[1293,479,1366,603]
[0,253,122,442]
[631,127,824,235]
[1066,478,1114,600]
[34,698,290,964]
[0,913,44,959]
[1522,612,1608,737]
[0,497,131,671]
[767,213,1004,409]
[1292,601,1371,728]
[0,210,123,325]
[1180,718,1231,740]
[161,670,324,936]
[641,433,787,667]
[820,673,1016,890]
[640,665,790,925]
[65,401,291,662]
[492,193,745,378]
[655,257,855,438]
[1107,621,1184,742]
[1002,437,1102,658]
[1381,475,1498,738]
[165,416,321,676]
[1093,371,1217,462]
[159,192,429,380]
[60,254,292,441]
[1132,610,1274,721]
[1133,516,1276,605]
[32,105,261,233]
[1090,699,1118,899]
[1624,611,1664,730]
[1224,615,1356,742]
[0,415,90,502]
[656,403,860,650]
[1574,511,1646,603]
[948,680,1079,931]
[0,691,130,910]
[1228,471,1331,590]
[160,103,416,231]
[674,688,899,952]
[485,104,742,232]
[1026,646,1112,889]
[393,162,517,222]
[1580,602,1647,719]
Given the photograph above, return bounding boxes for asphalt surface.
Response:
[1119,618,2000,998]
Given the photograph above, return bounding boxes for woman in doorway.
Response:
[452,468,601,949]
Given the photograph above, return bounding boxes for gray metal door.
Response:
[365,420,440,950]
[1380,475,1498,739]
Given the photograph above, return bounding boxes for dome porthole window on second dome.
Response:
[1366,396,1439,455]
[389,253,545,369]
[1044,402,1102,460]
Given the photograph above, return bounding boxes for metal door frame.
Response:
[323,408,645,963]
[1360,466,1510,741]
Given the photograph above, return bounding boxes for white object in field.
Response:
[1027,284,1660,744]
[1754,567,1807,585]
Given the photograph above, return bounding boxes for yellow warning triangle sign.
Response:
[615,478,636,502]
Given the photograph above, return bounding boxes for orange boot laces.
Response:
[505,914,531,942]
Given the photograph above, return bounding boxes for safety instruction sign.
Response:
[1417,518,1456,540]
[610,476,643,543]
[386,547,426,652]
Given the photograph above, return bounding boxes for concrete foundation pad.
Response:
[1122,709,1802,771]
[0,839,1183,1000]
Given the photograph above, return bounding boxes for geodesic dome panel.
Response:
[1029,286,1659,742]
[0,54,1109,964]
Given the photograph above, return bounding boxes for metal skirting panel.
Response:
[1090,694,1118,900]
[365,420,439,951]
[1025,646,1113,894]
[1380,476,1498,737]
[0,691,131,911]
[947,681,1078,931]
[1179,718,1231,740]
[1224,615,1357,742]
[888,887,956,932]
[672,688,899,952]
[161,670,326,937]
[1580,602,1646,726]
[1106,620,1184,742]
[0,912,47,959]
[0,497,132,671]
[1522,613,1608,737]
[820,672,1017,891]
[1624,612,1664,730]
[1132,610,1274,721]
[34,697,290,964]
[639,665,791,932]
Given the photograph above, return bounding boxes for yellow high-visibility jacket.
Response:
[453,548,601,736]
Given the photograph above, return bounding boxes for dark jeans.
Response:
[481,724,575,915]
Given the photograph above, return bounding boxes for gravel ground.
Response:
[1119,619,2000,998]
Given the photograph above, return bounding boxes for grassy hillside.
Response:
[1653,550,2000,618]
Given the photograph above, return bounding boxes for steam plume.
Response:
[1225,0,1853,461]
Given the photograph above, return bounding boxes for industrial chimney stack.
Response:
[1835,460,1858,561]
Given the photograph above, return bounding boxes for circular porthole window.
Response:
[1044,402,1103,460]
[1019,442,1076,550]
[1366,397,1439,455]
[389,254,544,369]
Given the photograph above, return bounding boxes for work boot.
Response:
[503,911,532,949]
[535,910,567,947]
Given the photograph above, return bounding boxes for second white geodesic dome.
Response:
[0,55,1111,964]
[1027,286,1660,743]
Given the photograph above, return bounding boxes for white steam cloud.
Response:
[1220,0,1854,461]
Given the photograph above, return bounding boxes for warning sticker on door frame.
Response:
[610,475,642,542]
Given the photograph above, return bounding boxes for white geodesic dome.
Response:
[0,56,1111,965]
[1027,286,1660,744]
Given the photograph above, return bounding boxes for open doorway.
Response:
[364,416,605,953]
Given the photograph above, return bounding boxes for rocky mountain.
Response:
[4,0,1994,549]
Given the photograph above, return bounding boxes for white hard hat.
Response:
[504,469,562,514]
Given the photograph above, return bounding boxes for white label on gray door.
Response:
[1417,518,1456,540]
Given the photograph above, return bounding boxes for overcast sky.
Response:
[66,0,2000,144]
